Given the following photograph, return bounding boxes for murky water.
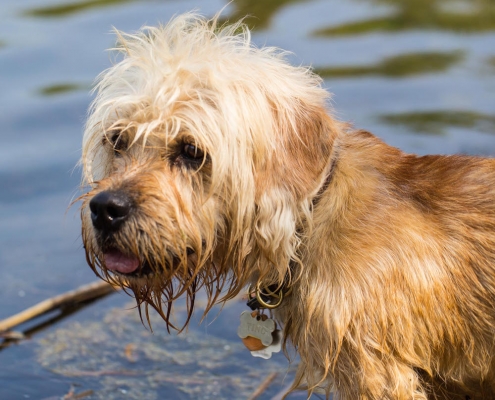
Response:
[0,0,494,398]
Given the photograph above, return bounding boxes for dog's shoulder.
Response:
[336,128,495,214]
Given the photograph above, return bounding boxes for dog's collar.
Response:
[246,155,337,310]
[312,155,337,208]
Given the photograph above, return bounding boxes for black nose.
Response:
[89,190,133,233]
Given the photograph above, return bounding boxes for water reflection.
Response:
[37,302,290,400]
[314,51,463,78]
[380,111,495,135]
[23,0,139,18]
[24,0,310,28]
[314,0,495,36]
[222,0,308,29]
[38,83,89,97]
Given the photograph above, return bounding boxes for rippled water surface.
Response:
[0,0,494,398]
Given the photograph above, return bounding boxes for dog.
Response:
[80,12,495,399]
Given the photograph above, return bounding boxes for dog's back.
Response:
[287,129,495,398]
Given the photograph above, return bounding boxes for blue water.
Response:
[0,0,494,398]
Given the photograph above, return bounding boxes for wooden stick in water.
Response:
[248,371,278,400]
[0,280,118,332]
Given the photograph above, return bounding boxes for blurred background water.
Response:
[0,0,494,398]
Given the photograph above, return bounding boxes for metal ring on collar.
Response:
[255,281,283,309]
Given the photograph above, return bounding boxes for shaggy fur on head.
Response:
[81,12,495,399]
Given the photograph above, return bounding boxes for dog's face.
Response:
[81,13,335,327]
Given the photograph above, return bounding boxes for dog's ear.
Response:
[277,105,336,199]
[253,186,299,281]
[253,105,338,279]
[256,103,337,198]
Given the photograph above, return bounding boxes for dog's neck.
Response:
[246,151,339,311]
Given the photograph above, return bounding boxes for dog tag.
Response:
[237,311,275,350]
[250,329,282,359]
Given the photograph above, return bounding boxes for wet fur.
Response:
[81,13,495,399]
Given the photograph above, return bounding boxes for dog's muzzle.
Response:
[89,190,141,275]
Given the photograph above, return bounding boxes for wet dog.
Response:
[81,13,495,399]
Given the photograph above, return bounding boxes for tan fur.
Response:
[81,13,495,399]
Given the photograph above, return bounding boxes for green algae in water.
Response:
[314,51,463,79]
[23,0,137,18]
[313,0,495,36]
[219,0,310,30]
[38,83,89,96]
[379,111,495,135]
[488,56,495,70]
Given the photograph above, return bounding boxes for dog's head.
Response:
[81,12,337,328]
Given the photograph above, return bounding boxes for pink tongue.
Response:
[104,249,140,274]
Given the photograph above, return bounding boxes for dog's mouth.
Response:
[101,247,196,278]
[103,248,142,275]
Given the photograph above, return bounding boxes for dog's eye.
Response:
[170,141,208,169]
[107,131,127,156]
[182,144,204,160]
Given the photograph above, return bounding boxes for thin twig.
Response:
[69,390,94,400]
[62,370,142,377]
[248,371,278,400]
[0,280,119,332]
[270,383,293,400]
[63,387,94,400]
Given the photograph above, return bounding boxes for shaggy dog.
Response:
[81,13,495,399]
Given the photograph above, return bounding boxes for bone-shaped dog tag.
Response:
[237,311,275,350]
[250,329,283,359]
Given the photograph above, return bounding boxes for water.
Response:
[0,0,493,398]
